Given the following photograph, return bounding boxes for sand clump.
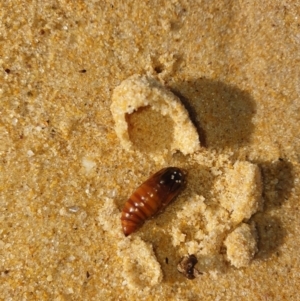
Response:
[171,160,263,270]
[224,222,258,268]
[110,74,200,157]
[108,75,263,286]
[98,198,163,289]
[117,237,163,290]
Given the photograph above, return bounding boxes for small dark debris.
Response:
[86,271,90,278]
[165,257,169,264]
[5,68,11,74]
[79,69,87,73]
[40,29,45,35]
[177,254,202,280]
[4,270,10,274]
[154,65,163,74]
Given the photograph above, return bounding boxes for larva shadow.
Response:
[170,78,256,149]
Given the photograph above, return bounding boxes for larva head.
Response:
[158,167,185,193]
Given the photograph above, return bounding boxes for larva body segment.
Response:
[121,167,185,236]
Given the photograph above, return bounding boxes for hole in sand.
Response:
[125,106,174,154]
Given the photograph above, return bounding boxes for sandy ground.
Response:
[0,1,300,300]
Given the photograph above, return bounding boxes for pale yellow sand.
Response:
[0,1,299,300]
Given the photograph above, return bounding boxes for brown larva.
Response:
[121,167,185,236]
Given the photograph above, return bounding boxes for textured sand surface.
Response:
[1,1,300,300]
